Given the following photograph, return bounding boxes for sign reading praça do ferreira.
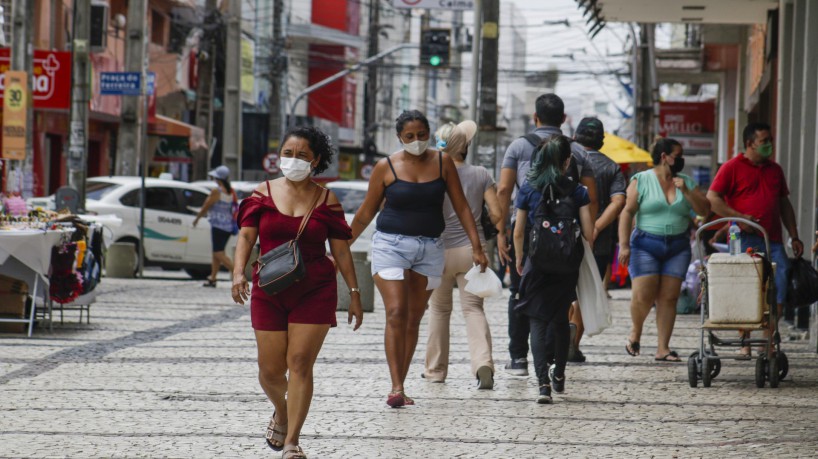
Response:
[2,71,28,160]
[392,0,474,10]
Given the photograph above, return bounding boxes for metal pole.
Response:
[9,0,34,196]
[138,69,149,278]
[289,44,418,127]
[67,0,91,210]
[116,0,147,176]
[223,0,242,179]
[468,0,482,165]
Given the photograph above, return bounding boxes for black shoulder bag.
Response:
[256,188,324,295]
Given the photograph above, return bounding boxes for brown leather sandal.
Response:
[265,413,287,451]
[282,445,307,459]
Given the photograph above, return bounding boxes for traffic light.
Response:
[420,28,451,68]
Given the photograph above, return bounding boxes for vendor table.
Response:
[0,229,72,336]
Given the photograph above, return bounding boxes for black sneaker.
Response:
[548,364,565,394]
[568,348,587,363]
[504,358,529,377]
[537,385,553,404]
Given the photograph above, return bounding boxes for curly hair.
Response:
[395,110,431,136]
[281,126,335,175]
[526,134,572,190]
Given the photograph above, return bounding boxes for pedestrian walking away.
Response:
[349,110,489,408]
[513,134,595,404]
[618,137,710,362]
[569,117,627,362]
[193,165,238,287]
[706,122,804,358]
[496,93,598,376]
[423,119,502,390]
[231,126,364,459]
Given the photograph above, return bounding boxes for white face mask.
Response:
[280,157,313,182]
[402,139,428,156]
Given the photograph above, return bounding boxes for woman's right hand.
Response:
[618,245,631,268]
[232,273,250,305]
[515,258,523,276]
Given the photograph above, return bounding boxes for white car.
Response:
[325,180,375,254]
[77,176,231,279]
[190,180,260,202]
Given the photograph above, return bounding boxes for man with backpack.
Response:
[496,94,598,376]
[568,117,627,362]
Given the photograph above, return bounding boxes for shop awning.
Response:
[147,115,207,151]
[600,133,654,165]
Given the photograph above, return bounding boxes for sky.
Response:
[504,0,635,133]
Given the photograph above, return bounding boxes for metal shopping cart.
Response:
[687,217,788,388]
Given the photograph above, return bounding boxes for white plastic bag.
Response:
[576,238,612,337]
[464,264,503,298]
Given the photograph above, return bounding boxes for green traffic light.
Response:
[429,55,441,66]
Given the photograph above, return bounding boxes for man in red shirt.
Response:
[707,122,804,355]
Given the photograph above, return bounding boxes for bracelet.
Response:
[349,288,360,295]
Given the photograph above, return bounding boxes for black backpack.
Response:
[527,178,584,274]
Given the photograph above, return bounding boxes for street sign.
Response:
[100,72,142,96]
[262,152,280,174]
[392,0,474,10]
[146,72,155,96]
[360,164,374,180]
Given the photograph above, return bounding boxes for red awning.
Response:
[147,115,207,150]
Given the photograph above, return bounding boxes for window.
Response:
[86,182,120,201]
[181,189,208,215]
[120,190,141,207]
[146,188,180,212]
[150,9,168,47]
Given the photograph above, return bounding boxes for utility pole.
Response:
[468,0,482,165]
[67,0,90,209]
[222,0,242,178]
[116,0,147,176]
[363,0,379,149]
[476,0,499,170]
[195,0,218,161]
[634,23,656,150]
[268,0,286,158]
[420,11,430,114]
[9,0,34,196]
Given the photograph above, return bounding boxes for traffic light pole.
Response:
[289,43,418,127]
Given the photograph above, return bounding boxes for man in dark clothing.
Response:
[496,94,598,376]
[568,117,626,362]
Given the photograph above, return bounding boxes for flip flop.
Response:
[655,351,681,362]
[626,340,640,356]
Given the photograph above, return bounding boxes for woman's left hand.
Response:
[672,177,688,192]
[348,295,364,331]
[192,217,200,228]
[472,248,489,272]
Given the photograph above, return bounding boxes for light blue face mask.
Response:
[436,139,447,150]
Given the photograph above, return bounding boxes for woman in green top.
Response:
[618,138,710,361]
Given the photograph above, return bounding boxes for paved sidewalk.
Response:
[1,272,818,458]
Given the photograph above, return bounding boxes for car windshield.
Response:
[86,182,120,201]
[330,187,367,214]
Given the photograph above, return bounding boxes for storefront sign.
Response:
[659,101,716,156]
[153,136,192,163]
[2,71,28,160]
[0,49,72,110]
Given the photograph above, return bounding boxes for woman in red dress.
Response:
[232,126,364,459]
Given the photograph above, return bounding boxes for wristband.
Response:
[349,288,360,295]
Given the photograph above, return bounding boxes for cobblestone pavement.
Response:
[2,270,818,458]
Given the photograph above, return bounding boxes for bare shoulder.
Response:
[254,178,283,196]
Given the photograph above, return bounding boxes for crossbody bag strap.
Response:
[294,187,325,241]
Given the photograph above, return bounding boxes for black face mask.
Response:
[670,156,685,176]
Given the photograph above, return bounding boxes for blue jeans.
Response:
[628,229,692,280]
[741,234,790,305]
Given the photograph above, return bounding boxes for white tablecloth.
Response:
[0,230,70,276]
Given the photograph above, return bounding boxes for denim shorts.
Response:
[628,228,692,280]
[371,231,445,280]
[741,233,790,305]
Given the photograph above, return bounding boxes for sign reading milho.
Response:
[659,101,716,156]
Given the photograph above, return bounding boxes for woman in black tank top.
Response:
[349,110,489,407]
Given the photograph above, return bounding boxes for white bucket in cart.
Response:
[706,253,770,323]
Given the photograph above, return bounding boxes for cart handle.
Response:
[695,217,771,262]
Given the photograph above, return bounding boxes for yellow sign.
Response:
[2,71,28,160]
